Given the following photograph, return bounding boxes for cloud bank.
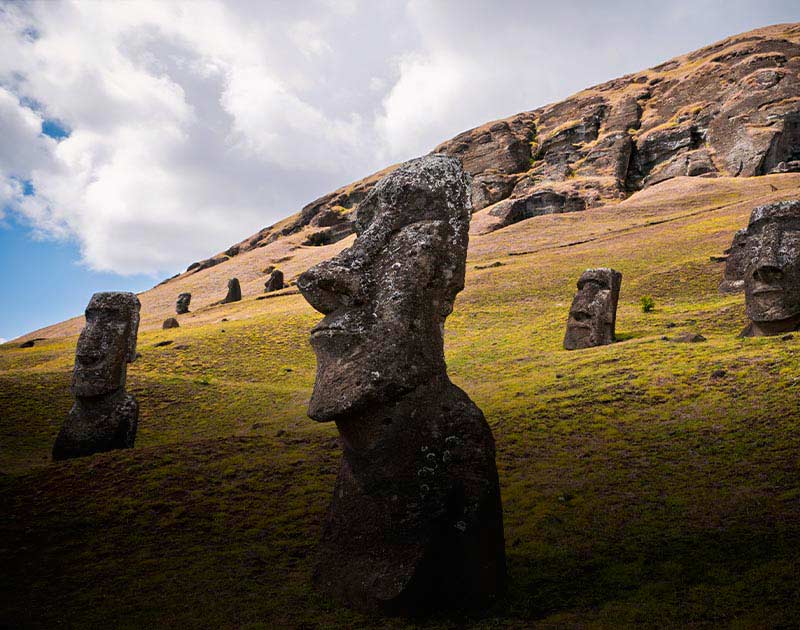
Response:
[1,0,797,275]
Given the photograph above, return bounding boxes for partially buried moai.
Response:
[740,200,800,336]
[264,269,284,293]
[563,268,622,350]
[176,292,191,314]
[297,155,506,614]
[52,292,140,461]
[223,277,242,303]
[719,228,748,293]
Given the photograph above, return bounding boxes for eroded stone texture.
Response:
[740,200,800,336]
[564,268,622,350]
[176,293,191,314]
[719,229,749,293]
[297,155,506,615]
[52,292,140,461]
[162,317,180,329]
[264,269,284,293]
[223,278,242,304]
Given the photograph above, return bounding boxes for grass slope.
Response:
[2,175,800,628]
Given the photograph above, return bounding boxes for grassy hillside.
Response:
[2,174,800,628]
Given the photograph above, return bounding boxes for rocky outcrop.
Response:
[177,24,800,275]
[297,155,506,615]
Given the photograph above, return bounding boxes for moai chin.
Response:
[176,292,191,314]
[52,292,140,461]
[719,228,748,294]
[223,278,242,303]
[563,268,622,350]
[741,200,800,336]
[297,155,506,615]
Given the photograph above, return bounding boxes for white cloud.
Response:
[0,0,797,276]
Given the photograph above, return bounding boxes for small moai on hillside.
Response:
[297,155,506,615]
[264,269,284,293]
[563,268,622,350]
[176,292,191,314]
[223,278,242,303]
[52,292,140,461]
[719,228,748,293]
[162,317,179,329]
[740,200,800,336]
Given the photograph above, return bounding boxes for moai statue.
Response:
[740,200,800,336]
[563,268,622,350]
[52,292,140,461]
[297,155,506,615]
[176,292,191,314]
[719,228,748,293]
[223,278,242,303]
[264,269,284,293]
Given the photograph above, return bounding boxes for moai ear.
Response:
[127,296,141,363]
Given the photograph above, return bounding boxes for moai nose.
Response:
[752,225,783,284]
[298,259,365,315]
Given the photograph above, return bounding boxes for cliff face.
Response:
[180,23,800,273]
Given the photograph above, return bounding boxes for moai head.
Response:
[742,200,800,334]
[176,293,191,314]
[564,268,622,350]
[298,155,471,422]
[71,292,140,398]
[224,278,242,303]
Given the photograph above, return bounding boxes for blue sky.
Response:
[1,1,798,342]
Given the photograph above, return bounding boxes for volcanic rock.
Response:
[264,269,284,293]
[719,228,749,293]
[176,293,191,314]
[223,278,242,304]
[162,317,179,329]
[564,268,622,350]
[52,292,140,461]
[297,155,506,614]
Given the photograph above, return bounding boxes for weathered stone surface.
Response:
[53,292,140,461]
[719,228,748,293]
[489,190,586,230]
[222,278,242,304]
[297,155,506,615]
[264,269,284,293]
[740,200,800,336]
[564,268,622,350]
[176,293,191,314]
[162,317,180,329]
[186,255,228,274]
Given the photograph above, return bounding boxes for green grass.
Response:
[2,177,800,628]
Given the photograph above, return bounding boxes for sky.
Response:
[1,0,798,341]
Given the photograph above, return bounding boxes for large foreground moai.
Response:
[563,268,622,350]
[297,155,506,614]
[53,292,140,461]
[741,200,800,336]
[719,228,748,293]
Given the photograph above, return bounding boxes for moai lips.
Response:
[297,155,506,615]
[563,268,622,350]
[53,292,140,460]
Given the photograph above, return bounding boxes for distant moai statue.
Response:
[176,292,191,314]
[298,155,506,615]
[563,268,622,350]
[740,200,800,336]
[264,269,284,293]
[52,292,140,461]
[223,278,242,303]
[719,228,748,293]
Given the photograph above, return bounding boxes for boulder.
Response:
[162,317,180,329]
